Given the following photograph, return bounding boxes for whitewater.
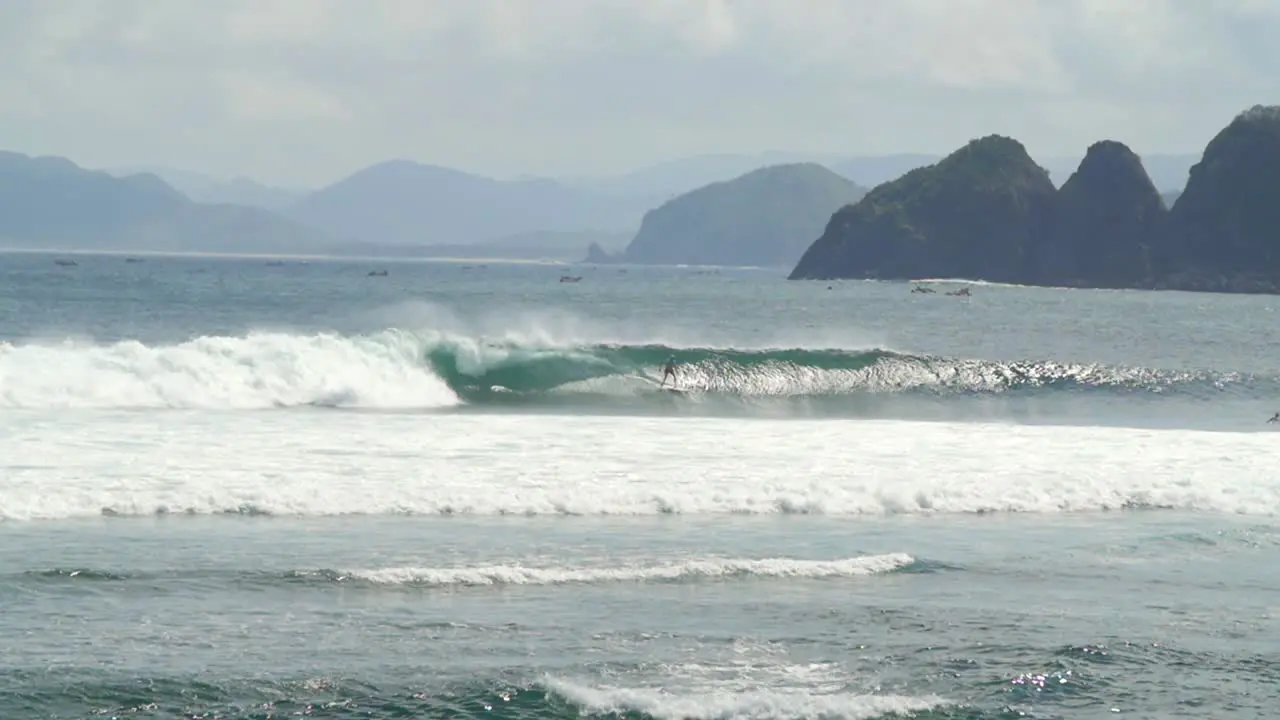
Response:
[4,411,1277,521]
[2,252,1279,719]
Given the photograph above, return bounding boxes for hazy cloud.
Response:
[0,0,1276,186]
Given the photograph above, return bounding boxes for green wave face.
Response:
[425,342,630,394]
[424,342,896,399]
[421,339,1260,406]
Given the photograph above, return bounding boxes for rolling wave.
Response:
[0,672,950,720]
[424,338,1264,404]
[16,554,920,589]
[0,330,1267,411]
[543,677,947,720]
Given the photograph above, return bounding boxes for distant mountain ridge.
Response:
[282,160,657,246]
[107,166,306,210]
[0,151,332,253]
[10,144,1203,260]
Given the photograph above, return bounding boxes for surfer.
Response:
[659,355,678,388]
[1268,412,1279,423]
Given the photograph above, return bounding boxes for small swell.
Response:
[285,554,917,587]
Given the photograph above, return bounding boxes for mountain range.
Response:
[0,152,326,254]
[0,141,1203,265]
[110,166,307,211]
[116,149,1199,213]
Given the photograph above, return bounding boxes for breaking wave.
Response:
[0,329,1267,411]
[425,339,1262,401]
[1,671,950,720]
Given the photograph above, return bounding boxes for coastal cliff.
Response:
[1153,105,1280,293]
[1041,140,1166,287]
[789,105,1280,294]
[788,137,1056,282]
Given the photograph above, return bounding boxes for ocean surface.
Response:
[2,250,1279,720]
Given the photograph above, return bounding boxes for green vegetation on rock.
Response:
[789,137,1056,282]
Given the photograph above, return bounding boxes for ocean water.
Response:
[1,250,1279,720]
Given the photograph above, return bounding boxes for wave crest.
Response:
[0,331,458,409]
[296,554,918,587]
[424,339,1261,402]
[0,329,1264,410]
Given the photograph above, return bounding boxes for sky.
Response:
[1,0,1277,188]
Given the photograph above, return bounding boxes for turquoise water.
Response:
[1,251,1279,719]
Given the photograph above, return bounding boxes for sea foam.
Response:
[2,412,1276,520]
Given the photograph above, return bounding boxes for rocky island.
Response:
[590,163,866,268]
[789,105,1280,294]
[1040,140,1166,288]
[789,136,1057,284]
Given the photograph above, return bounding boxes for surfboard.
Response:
[637,372,687,393]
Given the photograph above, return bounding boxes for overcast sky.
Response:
[2,0,1276,187]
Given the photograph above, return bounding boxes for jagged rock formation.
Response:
[1041,140,1166,287]
[789,105,1280,295]
[618,163,866,268]
[788,137,1056,282]
[1154,105,1280,292]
